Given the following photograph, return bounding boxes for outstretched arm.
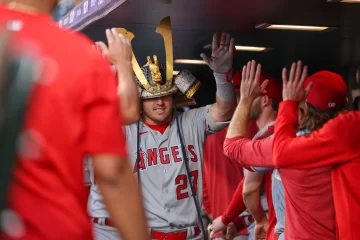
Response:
[83,55,148,239]
[96,28,139,125]
[224,137,275,168]
[222,60,275,169]
[201,32,237,122]
[273,61,354,169]
[273,100,351,168]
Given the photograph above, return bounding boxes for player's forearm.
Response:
[97,160,149,240]
[226,98,253,138]
[224,137,275,168]
[210,73,237,122]
[243,186,267,225]
[115,63,140,125]
[222,178,246,225]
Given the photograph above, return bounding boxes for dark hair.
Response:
[271,99,281,111]
[298,102,346,131]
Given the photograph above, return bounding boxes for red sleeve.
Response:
[233,215,254,231]
[202,172,212,215]
[221,177,246,225]
[273,100,355,169]
[224,137,274,168]
[82,56,126,157]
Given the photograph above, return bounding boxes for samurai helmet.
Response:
[116,16,201,106]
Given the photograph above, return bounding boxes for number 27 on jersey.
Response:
[175,170,198,200]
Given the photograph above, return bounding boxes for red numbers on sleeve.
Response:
[175,170,198,200]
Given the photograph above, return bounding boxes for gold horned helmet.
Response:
[116,16,201,105]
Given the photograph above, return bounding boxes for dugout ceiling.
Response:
[72,0,360,105]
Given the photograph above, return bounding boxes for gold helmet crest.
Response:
[116,16,201,105]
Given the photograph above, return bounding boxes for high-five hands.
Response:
[240,60,268,101]
[282,60,311,102]
[200,32,235,74]
[95,28,133,68]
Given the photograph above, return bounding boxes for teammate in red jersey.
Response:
[202,71,258,240]
[223,61,346,239]
[208,62,282,240]
[272,61,360,240]
[0,1,148,239]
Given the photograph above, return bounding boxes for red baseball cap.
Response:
[232,71,282,101]
[232,71,242,92]
[305,71,347,109]
[260,75,282,101]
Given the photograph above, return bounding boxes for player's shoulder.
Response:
[339,110,360,121]
[325,110,359,128]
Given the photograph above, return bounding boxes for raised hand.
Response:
[200,32,235,74]
[95,28,132,68]
[282,61,311,102]
[240,60,268,101]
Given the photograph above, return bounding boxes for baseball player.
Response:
[208,61,282,240]
[86,17,237,240]
[202,71,258,240]
[0,1,148,240]
[271,61,359,240]
[224,61,346,239]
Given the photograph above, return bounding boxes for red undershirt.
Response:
[145,121,170,134]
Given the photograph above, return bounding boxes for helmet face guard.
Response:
[116,17,201,107]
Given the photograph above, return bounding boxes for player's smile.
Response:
[154,107,166,114]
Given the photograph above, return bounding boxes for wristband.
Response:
[214,71,235,100]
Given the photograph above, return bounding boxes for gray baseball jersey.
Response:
[85,105,227,235]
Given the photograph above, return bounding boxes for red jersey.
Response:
[273,100,360,240]
[203,128,246,237]
[202,121,257,237]
[222,123,278,240]
[0,5,126,240]
[224,134,336,239]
